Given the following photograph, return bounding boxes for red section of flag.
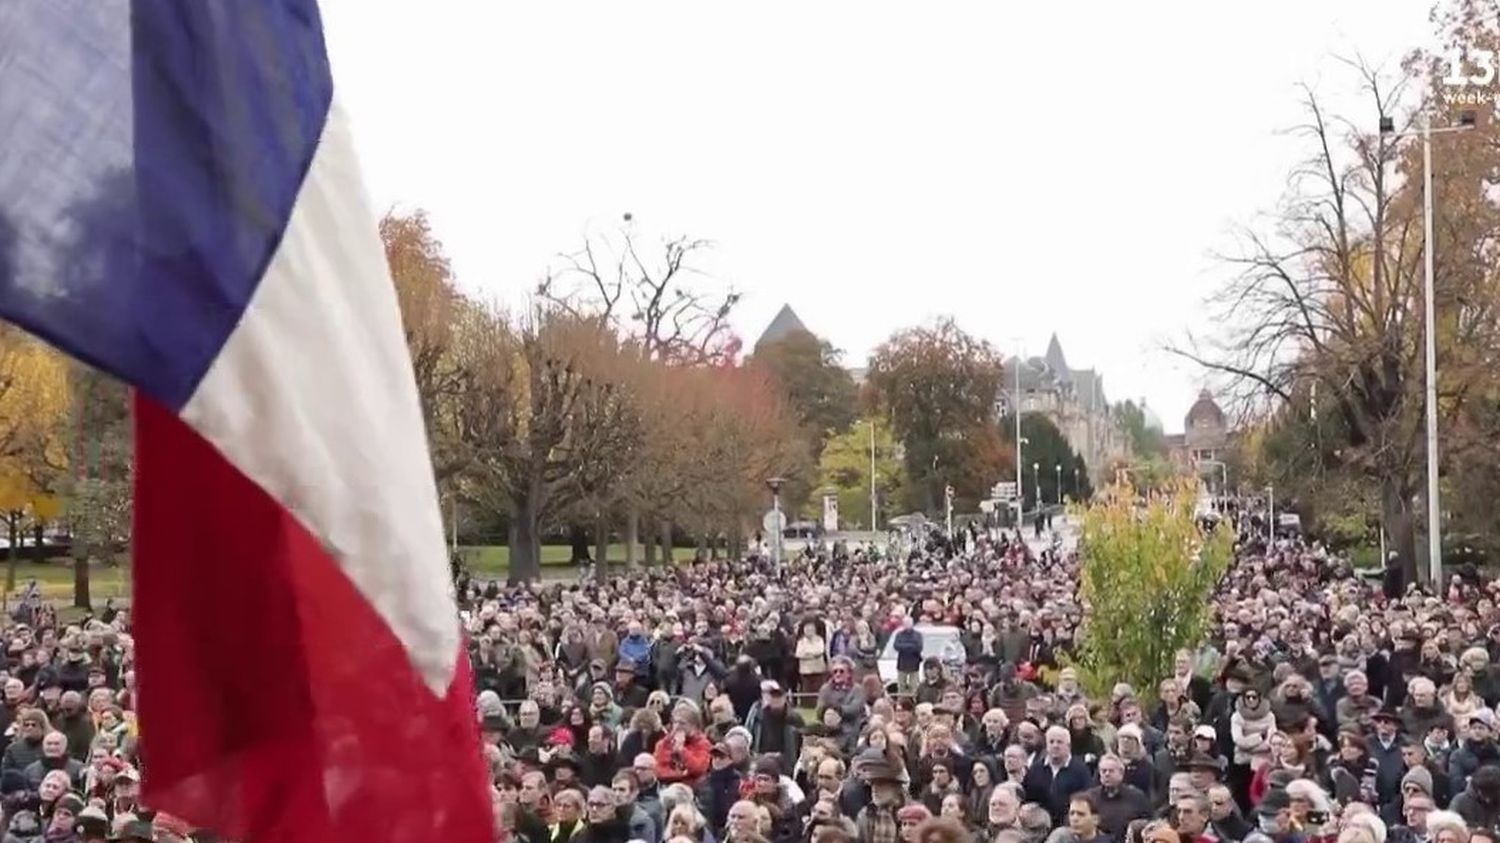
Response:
[132,395,492,843]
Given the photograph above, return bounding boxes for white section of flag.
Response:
[179,101,458,694]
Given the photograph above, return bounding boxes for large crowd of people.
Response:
[0,498,1495,843]
[460,507,1500,843]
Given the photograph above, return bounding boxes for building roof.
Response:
[1186,389,1225,427]
[1044,334,1070,383]
[1072,368,1106,413]
[1006,355,1054,391]
[1008,336,1110,413]
[755,304,810,349]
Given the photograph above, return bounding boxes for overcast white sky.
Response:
[321,1,1432,434]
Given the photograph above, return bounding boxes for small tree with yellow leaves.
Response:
[1071,481,1233,700]
[0,332,73,595]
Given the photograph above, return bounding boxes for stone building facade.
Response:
[1001,335,1132,486]
[1164,389,1231,473]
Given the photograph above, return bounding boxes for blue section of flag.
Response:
[0,0,332,410]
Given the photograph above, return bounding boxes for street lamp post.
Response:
[766,477,785,565]
[1073,466,1080,499]
[1013,340,1024,530]
[1379,110,1475,587]
[865,420,877,532]
[1055,464,1062,505]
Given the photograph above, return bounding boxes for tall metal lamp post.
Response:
[1054,464,1062,505]
[1379,109,1475,587]
[864,420,878,532]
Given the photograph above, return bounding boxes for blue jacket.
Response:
[619,635,652,677]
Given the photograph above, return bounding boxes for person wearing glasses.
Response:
[2,709,48,774]
[1207,783,1251,843]
[581,785,631,843]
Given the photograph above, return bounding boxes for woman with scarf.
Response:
[1065,704,1106,769]
[1444,670,1484,732]
[849,621,881,680]
[1229,687,1277,808]
[555,626,592,689]
[965,759,997,829]
[585,684,623,731]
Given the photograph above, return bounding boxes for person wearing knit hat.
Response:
[76,802,108,842]
[897,803,933,842]
[1402,765,1435,800]
[49,792,85,840]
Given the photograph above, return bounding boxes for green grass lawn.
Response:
[461,544,693,577]
[1,560,129,602]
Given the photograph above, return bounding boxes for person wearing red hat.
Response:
[152,811,195,843]
[896,804,932,843]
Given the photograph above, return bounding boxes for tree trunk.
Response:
[625,509,639,569]
[508,489,542,584]
[595,513,609,579]
[5,511,19,593]
[73,550,91,610]
[643,518,658,566]
[1382,477,1418,586]
[660,521,673,565]
[729,522,743,560]
[568,525,590,564]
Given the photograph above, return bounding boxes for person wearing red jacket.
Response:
[654,708,712,786]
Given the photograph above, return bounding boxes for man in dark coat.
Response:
[892,618,924,697]
[1023,725,1092,825]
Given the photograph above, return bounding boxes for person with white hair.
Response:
[1402,678,1453,740]
[1285,779,1334,836]
[1341,807,1387,843]
[1424,810,1470,843]
[1023,725,1092,825]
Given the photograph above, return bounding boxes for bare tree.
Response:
[537,217,740,365]
[1171,62,1500,581]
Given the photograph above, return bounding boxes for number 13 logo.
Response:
[1444,49,1497,87]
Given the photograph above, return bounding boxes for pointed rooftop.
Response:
[1043,333,1070,382]
[755,304,811,349]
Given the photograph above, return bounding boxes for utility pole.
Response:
[1379,110,1476,586]
[868,420,877,532]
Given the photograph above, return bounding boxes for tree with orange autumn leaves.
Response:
[383,211,812,581]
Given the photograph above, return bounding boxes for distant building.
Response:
[1001,334,1132,486]
[1164,389,1230,472]
[754,304,811,351]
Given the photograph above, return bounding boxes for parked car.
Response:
[877,624,965,688]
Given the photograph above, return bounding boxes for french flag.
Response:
[0,2,492,841]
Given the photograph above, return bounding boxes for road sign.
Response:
[992,481,1018,501]
[979,500,996,514]
[762,509,786,535]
